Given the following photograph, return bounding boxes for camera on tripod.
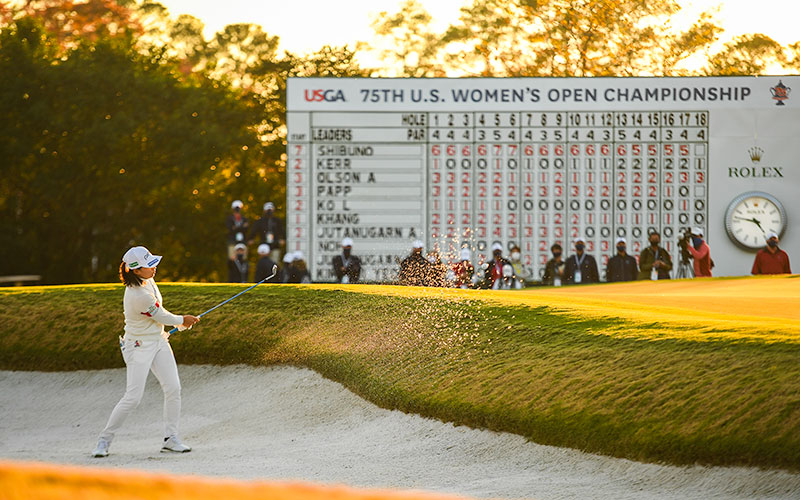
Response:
[676,227,693,264]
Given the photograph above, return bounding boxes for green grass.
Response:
[1,283,799,469]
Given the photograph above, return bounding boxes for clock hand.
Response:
[752,218,766,234]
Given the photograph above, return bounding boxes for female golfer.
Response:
[92,246,199,457]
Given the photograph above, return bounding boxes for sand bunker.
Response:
[1,365,798,500]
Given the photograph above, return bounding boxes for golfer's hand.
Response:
[182,315,200,328]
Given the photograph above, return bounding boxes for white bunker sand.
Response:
[1,365,798,500]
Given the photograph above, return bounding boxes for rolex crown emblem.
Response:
[748,146,763,164]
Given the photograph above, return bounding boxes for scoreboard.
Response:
[287,77,799,282]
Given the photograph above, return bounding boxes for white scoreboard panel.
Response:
[287,78,799,282]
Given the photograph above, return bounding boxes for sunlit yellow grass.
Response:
[0,460,470,500]
[312,275,800,343]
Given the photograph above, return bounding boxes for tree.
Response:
[364,0,441,77]
[705,33,787,76]
[0,17,267,283]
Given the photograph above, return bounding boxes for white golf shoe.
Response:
[161,435,191,453]
[91,438,110,457]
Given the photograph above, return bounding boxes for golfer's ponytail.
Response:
[119,262,143,287]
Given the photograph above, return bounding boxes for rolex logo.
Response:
[748,147,763,164]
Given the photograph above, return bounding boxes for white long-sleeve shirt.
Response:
[123,279,183,339]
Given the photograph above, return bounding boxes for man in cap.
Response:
[280,252,294,283]
[752,231,791,275]
[228,243,249,283]
[483,242,513,289]
[332,237,362,284]
[225,200,249,259]
[606,237,638,282]
[249,202,284,263]
[452,247,475,289]
[399,240,430,286]
[686,227,712,277]
[564,237,599,284]
[289,251,312,284]
[638,230,672,280]
[254,244,279,283]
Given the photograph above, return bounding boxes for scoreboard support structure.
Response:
[287,78,799,283]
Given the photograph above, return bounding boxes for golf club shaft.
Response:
[167,265,277,335]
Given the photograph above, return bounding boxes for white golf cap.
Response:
[234,243,247,251]
[491,242,503,251]
[412,240,424,249]
[341,237,354,247]
[692,227,703,237]
[615,237,627,245]
[263,202,275,210]
[283,253,293,263]
[257,244,270,255]
[460,248,472,261]
[766,231,779,240]
[293,250,304,261]
[574,237,586,244]
[122,246,161,270]
[231,200,243,209]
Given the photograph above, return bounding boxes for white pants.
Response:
[99,336,181,442]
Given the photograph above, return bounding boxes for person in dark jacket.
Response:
[542,243,566,286]
[227,243,249,283]
[399,240,430,286]
[483,242,513,289]
[564,238,599,284]
[638,231,672,280]
[288,251,311,284]
[254,244,279,283]
[248,202,284,263]
[606,237,638,282]
[225,200,249,259]
[332,237,362,283]
[425,250,448,287]
[280,252,294,283]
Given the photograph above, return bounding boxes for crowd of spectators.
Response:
[225,200,791,286]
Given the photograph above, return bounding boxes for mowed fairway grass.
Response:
[1,275,798,469]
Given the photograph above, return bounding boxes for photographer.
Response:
[638,231,672,280]
[686,227,712,277]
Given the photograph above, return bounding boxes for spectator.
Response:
[542,243,566,286]
[254,244,279,283]
[509,244,531,288]
[280,252,294,283]
[483,243,513,289]
[227,243,249,283]
[606,237,638,282]
[289,251,311,284]
[687,227,712,277]
[564,238,599,284]
[426,250,448,287]
[249,202,284,263]
[452,247,475,289]
[638,231,673,280]
[225,200,249,259]
[752,231,791,275]
[399,240,430,286]
[332,237,362,284]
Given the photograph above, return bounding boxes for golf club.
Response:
[167,264,278,335]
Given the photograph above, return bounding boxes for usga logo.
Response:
[304,89,347,102]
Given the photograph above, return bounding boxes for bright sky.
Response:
[154,0,799,55]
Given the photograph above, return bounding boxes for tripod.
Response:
[675,259,694,279]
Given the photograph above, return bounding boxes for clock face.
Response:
[724,192,787,250]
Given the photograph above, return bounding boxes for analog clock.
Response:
[724,191,787,250]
